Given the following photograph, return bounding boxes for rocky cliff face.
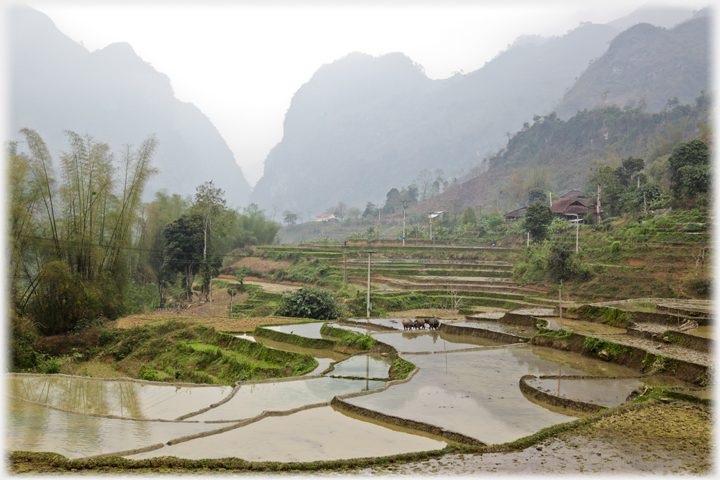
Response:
[251,24,620,215]
[8,6,251,207]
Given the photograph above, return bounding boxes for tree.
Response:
[669,139,710,199]
[192,181,228,301]
[283,210,298,225]
[527,187,546,205]
[333,201,348,220]
[11,129,157,333]
[461,207,477,225]
[347,206,362,221]
[522,202,553,242]
[416,169,434,201]
[161,214,207,301]
[275,286,342,320]
[547,244,574,282]
[362,202,378,218]
[615,157,645,187]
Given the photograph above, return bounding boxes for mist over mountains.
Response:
[251,5,708,216]
[8,6,252,207]
[8,4,709,219]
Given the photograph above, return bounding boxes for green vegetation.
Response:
[535,328,574,340]
[523,202,553,242]
[320,324,376,351]
[583,337,631,358]
[30,321,317,384]
[391,357,416,379]
[275,286,344,320]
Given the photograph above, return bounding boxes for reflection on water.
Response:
[251,335,346,375]
[126,406,446,462]
[253,336,346,362]
[348,318,404,329]
[265,322,327,339]
[329,355,392,379]
[541,317,626,335]
[6,398,222,459]
[528,345,639,377]
[375,330,506,352]
[188,377,384,422]
[347,346,640,445]
[452,320,537,337]
[7,376,232,420]
[527,377,644,408]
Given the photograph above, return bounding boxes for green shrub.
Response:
[275,286,342,320]
[39,356,62,374]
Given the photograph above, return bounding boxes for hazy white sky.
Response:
[11,0,708,186]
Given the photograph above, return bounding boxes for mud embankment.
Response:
[439,323,528,344]
[529,334,708,386]
[627,328,712,353]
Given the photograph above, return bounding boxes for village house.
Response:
[503,190,598,224]
[315,213,339,223]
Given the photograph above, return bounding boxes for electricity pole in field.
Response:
[365,250,377,319]
[402,200,409,247]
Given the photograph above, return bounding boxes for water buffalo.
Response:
[415,318,426,330]
[428,317,440,330]
[402,319,413,330]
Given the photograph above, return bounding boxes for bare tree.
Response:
[416,169,434,201]
[443,283,464,318]
[689,247,706,276]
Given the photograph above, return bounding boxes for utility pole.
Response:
[343,240,348,289]
[378,211,381,240]
[402,200,408,247]
[559,280,563,326]
[576,220,579,254]
[365,250,377,319]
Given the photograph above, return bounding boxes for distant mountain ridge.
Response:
[556,15,710,118]
[8,6,252,207]
[251,5,708,216]
[252,23,620,215]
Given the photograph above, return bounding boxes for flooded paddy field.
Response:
[7,302,712,474]
[243,335,347,375]
[526,377,644,408]
[187,377,384,422]
[372,330,508,353]
[6,397,222,459]
[7,375,232,420]
[540,317,627,335]
[345,346,639,445]
[264,321,328,339]
[452,319,537,337]
[126,406,447,463]
[327,354,391,379]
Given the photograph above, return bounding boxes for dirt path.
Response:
[115,313,296,333]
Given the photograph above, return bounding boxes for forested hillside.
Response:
[410,93,710,216]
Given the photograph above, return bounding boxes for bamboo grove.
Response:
[8,129,282,354]
[9,129,158,335]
